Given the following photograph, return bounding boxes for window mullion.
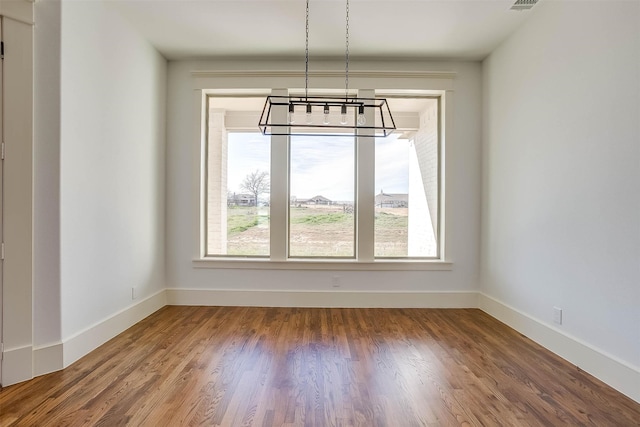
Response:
[356,89,375,261]
[270,88,289,261]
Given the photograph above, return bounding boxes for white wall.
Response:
[34,0,61,351]
[166,60,482,296]
[481,1,640,400]
[59,0,166,344]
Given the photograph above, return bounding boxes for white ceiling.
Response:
[108,0,537,61]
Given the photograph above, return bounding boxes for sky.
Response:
[226,132,410,202]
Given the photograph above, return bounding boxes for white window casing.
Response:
[193,70,454,271]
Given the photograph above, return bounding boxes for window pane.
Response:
[289,136,355,257]
[375,99,439,258]
[207,129,270,256]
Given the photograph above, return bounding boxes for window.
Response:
[203,92,442,262]
[289,135,355,257]
[374,98,439,258]
[209,132,270,256]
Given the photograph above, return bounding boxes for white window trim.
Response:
[192,258,452,271]
[192,70,455,270]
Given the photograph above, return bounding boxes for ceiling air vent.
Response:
[511,0,538,11]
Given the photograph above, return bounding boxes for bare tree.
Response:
[240,170,270,206]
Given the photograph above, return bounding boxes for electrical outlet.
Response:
[132,287,138,300]
[553,306,562,325]
[331,276,341,288]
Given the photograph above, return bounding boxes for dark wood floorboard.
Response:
[1,307,638,426]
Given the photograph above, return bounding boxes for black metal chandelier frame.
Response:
[258,95,396,137]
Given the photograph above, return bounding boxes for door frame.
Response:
[0,1,35,387]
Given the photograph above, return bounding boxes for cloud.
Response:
[291,136,355,201]
[225,133,410,200]
[375,136,409,194]
[227,133,270,193]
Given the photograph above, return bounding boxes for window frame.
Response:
[193,71,454,271]
[288,132,357,259]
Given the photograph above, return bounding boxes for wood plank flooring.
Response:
[1,307,639,426]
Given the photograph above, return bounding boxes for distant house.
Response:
[375,191,408,208]
[307,195,332,205]
[229,193,256,206]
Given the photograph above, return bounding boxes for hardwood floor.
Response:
[1,307,639,426]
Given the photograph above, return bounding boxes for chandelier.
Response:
[258,0,396,137]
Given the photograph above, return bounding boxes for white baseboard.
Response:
[166,288,478,308]
[63,290,167,367]
[3,290,167,386]
[34,342,63,377]
[2,345,33,386]
[478,293,640,404]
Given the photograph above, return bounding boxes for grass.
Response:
[228,217,259,234]
[223,205,410,257]
[227,207,269,235]
[290,211,352,225]
[375,211,408,228]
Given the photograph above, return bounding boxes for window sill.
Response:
[193,258,453,271]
